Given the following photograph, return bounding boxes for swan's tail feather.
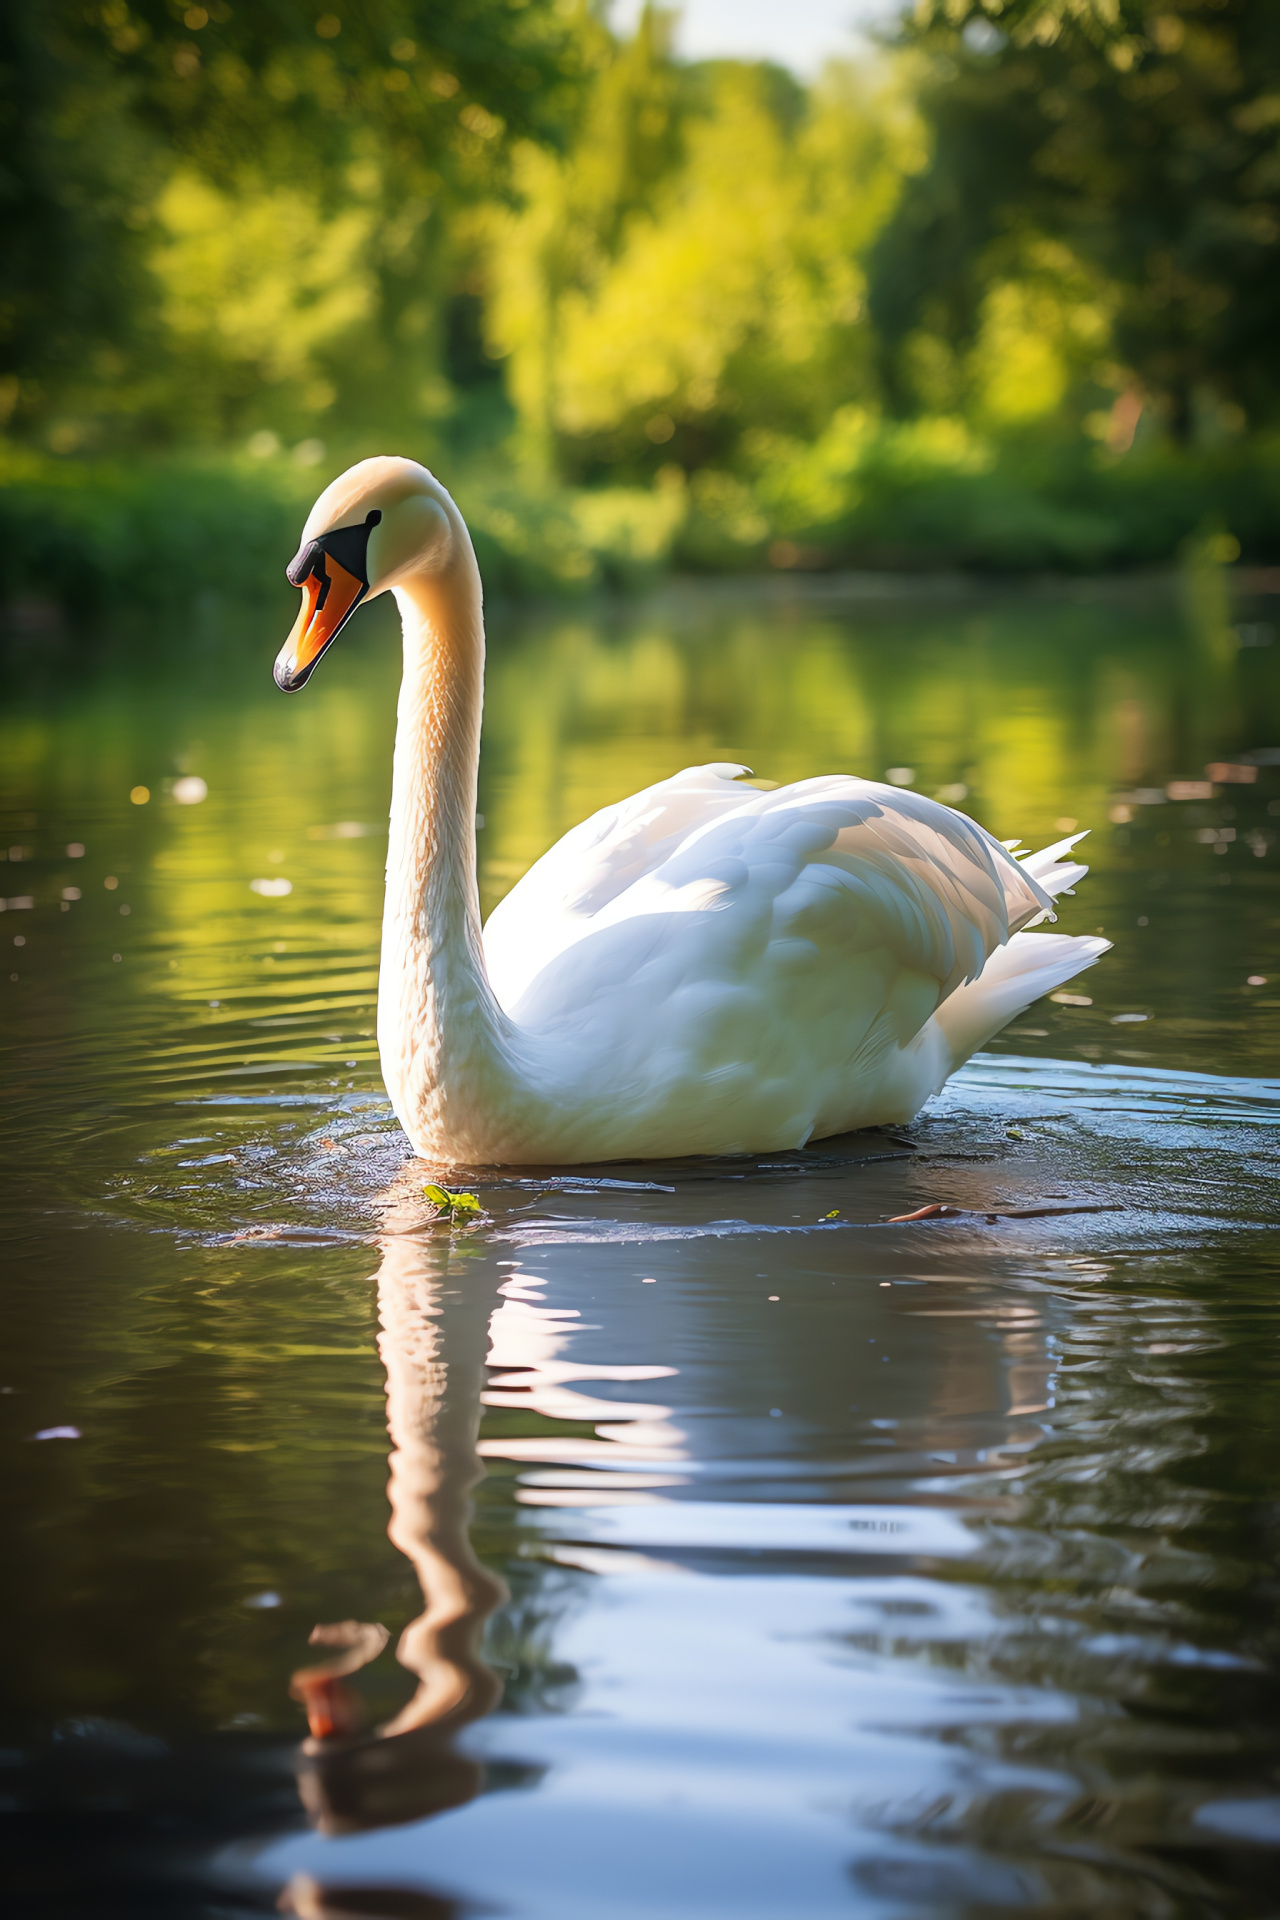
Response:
[931,929,1111,1071]
[1014,831,1091,927]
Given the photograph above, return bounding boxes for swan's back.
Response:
[485,764,1049,1013]
[483,762,757,1008]
[480,767,1099,1157]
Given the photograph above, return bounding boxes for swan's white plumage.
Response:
[485,764,1049,1011]
[279,457,1110,1165]
[480,765,1106,1158]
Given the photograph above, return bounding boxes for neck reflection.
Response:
[289,1223,506,1839]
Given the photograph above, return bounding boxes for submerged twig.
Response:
[886,1201,1119,1224]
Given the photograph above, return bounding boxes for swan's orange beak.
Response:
[275,555,365,691]
[274,509,382,692]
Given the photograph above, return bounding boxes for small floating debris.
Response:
[33,1425,81,1440]
[220,1225,367,1247]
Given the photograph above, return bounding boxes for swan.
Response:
[274,456,1109,1165]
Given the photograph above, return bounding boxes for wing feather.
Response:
[485,770,1053,1023]
[483,762,753,1008]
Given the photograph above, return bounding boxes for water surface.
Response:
[3,571,1280,1917]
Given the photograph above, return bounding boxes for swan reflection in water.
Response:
[280,1207,507,1913]
[274,1174,1070,1919]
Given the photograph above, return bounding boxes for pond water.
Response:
[3,568,1280,1919]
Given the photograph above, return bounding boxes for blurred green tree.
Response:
[0,7,160,439]
[0,0,587,445]
[872,0,1280,437]
[482,7,919,477]
[480,4,697,467]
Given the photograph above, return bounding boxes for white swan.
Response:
[274,457,1109,1165]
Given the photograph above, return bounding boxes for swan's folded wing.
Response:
[501,775,1055,1031]
[646,777,1053,1001]
[483,762,756,1009]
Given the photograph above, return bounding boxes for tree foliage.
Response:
[0,6,157,425]
[875,0,1280,433]
[0,0,586,439]
[482,15,920,476]
[80,0,585,184]
[2,0,1279,582]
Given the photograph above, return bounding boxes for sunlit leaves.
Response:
[78,0,586,185]
[422,1184,485,1223]
[0,0,586,438]
[885,1,1280,427]
[150,174,376,436]
[482,36,920,471]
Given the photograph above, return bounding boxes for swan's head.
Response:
[274,456,456,692]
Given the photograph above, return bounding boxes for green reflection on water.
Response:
[3,573,1277,1135]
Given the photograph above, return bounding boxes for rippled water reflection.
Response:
[3,573,1280,1917]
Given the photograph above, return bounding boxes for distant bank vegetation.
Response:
[1,1,1277,611]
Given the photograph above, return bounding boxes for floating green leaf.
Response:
[423,1183,485,1223]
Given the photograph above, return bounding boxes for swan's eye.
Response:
[274,510,382,692]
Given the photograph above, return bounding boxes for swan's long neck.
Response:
[377,530,517,1159]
